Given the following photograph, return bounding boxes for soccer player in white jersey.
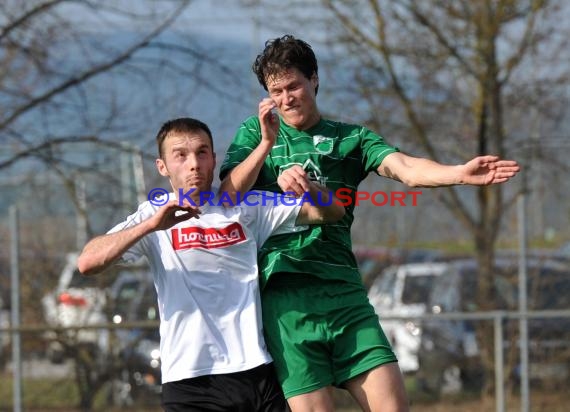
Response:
[77,117,344,412]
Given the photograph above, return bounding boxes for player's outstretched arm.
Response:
[77,200,200,276]
[377,152,520,188]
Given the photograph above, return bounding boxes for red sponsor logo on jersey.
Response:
[171,222,246,250]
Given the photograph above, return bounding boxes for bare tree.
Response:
[241,0,570,399]
[0,0,251,209]
[0,1,255,409]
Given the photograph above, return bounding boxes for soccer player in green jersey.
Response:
[219,35,520,412]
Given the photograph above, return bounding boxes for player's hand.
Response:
[278,165,310,197]
[151,199,201,231]
[462,155,520,185]
[259,98,279,147]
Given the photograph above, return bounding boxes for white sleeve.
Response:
[106,201,154,263]
[241,191,308,246]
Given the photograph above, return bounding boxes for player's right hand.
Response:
[152,199,201,231]
[259,98,279,146]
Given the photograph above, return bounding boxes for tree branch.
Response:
[0,0,69,42]
[0,1,190,131]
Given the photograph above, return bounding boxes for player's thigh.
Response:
[344,362,409,412]
[262,278,336,398]
[287,386,335,412]
[330,284,397,386]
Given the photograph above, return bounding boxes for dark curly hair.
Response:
[252,35,319,95]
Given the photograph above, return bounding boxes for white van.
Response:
[367,262,450,373]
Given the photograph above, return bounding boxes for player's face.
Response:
[156,130,216,197]
[266,67,320,131]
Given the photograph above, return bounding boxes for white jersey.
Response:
[108,191,305,383]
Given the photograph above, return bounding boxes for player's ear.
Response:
[156,158,169,177]
[311,73,319,94]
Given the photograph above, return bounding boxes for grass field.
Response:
[1,373,569,411]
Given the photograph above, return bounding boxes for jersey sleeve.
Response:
[241,191,306,247]
[219,116,262,180]
[360,127,400,173]
[106,202,153,263]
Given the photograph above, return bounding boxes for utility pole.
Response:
[75,178,87,251]
[120,147,132,214]
[10,205,22,412]
[132,147,146,204]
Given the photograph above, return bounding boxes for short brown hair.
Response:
[156,117,214,158]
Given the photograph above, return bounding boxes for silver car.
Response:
[368,262,451,373]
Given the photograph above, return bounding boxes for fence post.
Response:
[10,205,22,412]
[494,313,505,412]
[518,190,530,412]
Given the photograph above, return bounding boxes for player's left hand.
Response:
[462,155,520,185]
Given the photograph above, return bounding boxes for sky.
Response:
[2,0,567,243]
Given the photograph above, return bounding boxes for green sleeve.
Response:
[219,116,261,180]
[359,127,399,173]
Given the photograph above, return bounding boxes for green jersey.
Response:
[220,116,398,289]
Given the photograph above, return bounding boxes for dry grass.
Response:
[333,386,570,412]
[2,371,568,411]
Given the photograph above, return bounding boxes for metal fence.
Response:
[383,310,570,412]
[2,310,570,411]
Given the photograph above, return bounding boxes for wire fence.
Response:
[2,310,570,411]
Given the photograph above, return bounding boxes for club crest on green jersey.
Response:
[313,135,334,155]
[278,159,328,186]
[303,159,328,186]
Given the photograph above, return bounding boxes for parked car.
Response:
[367,262,451,373]
[354,246,400,289]
[354,246,447,289]
[42,252,111,363]
[554,241,570,261]
[416,257,570,395]
[42,253,148,364]
[107,269,161,406]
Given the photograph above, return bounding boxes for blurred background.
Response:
[0,0,569,411]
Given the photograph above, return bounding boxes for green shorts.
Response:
[261,274,398,399]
